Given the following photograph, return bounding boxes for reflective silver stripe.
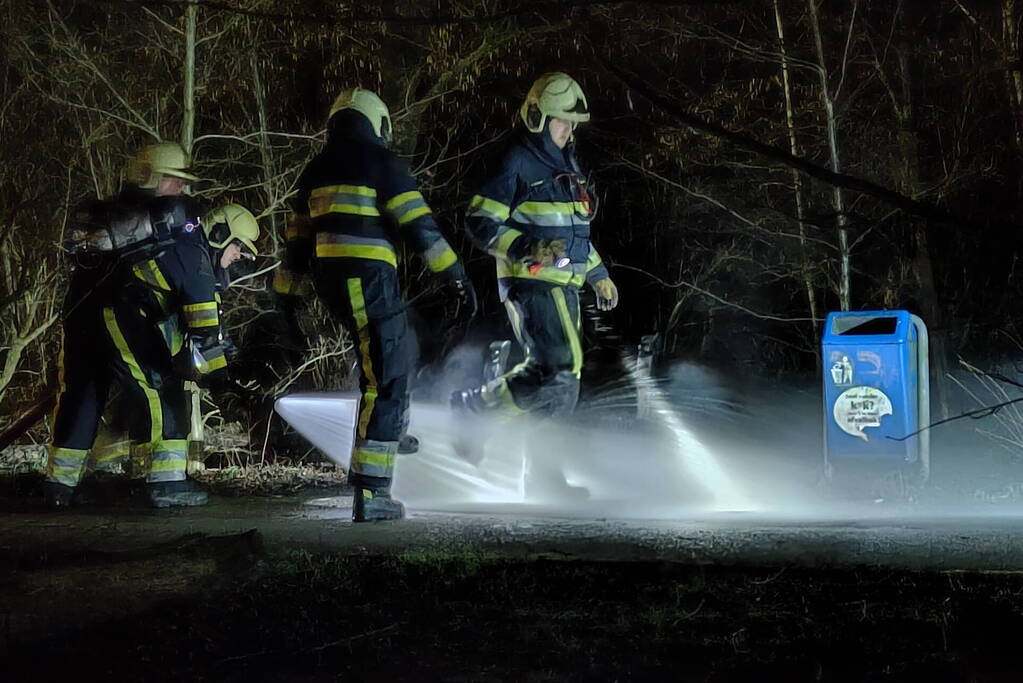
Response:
[510,200,589,227]
[308,185,380,218]
[422,239,457,272]
[510,210,576,227]
[495,260,587,288]
[316,234,395,250]
[147,443,188,483]
[385,191,431,225]
[47,447,90,487]
[350,438,397,479]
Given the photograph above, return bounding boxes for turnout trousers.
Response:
[483,281,583,418]
[46,299,190,487]
[314,257,412,489]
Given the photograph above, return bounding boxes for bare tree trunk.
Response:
[250,45,279,251]
[807,0,852,310]
[890,43,951,419]
[774,0,819,346]
[1003,0,1023,153]
[179,0,197,151]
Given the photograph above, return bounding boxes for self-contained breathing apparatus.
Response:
[66,194,202,270]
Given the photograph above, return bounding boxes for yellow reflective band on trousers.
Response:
[347,278,378,440]
[183,301,219,329]
[422,239,458,272]
[133,259,172,291]
[468,195,511,223]
[315,233,397,267]
[47,446,90,487]
[351,440,397,479]
[385,191,432,225]
[147,439,188,482]
[104,308,162,443]
[309,185,380,218]
[551,288,583,377]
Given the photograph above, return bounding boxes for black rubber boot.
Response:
[75,471,131,506]
[352,486,405,522]
[398,433,419,455]
[43,481,75,509]
[147,479,209,508]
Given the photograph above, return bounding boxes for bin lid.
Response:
[822,310,914,344]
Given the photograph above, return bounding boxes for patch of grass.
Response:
[7,553,1022,681]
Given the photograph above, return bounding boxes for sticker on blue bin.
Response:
[833,386,893,441]
[829,355,854,385]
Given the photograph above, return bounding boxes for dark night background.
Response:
[1,0,1021,445]
[5,3,1023,681]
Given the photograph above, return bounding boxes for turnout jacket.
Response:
[273,110,461,294]
[465,129,609,299]
[68,187,227,375]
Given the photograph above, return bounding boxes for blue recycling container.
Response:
[822,310,922,466]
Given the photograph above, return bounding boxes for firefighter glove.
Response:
[593,278,619,311]
[448,274,478,320]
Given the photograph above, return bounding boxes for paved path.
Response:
[5,494,1023,571]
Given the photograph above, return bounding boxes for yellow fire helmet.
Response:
[205,204,259,255]
[127,141,200,189]
[519,72,590,134]
[328,87,392,143]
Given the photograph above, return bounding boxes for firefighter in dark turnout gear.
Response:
[274,87,476,522]
[80,203,260,486]
[44,142,228,509]
[452,73,619,421]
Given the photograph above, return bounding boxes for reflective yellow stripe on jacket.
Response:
[511,201,590,227]
[315,233,397,266]
[309,185,380,218]
[495,260,588,288]
[385,191,431,225]
[132,259,171,291]
[182,301,219,329]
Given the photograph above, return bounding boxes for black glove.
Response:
[197,367,230,392]
[221,334,241,362]
[446,272,478,320]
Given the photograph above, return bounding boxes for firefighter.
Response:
[453,72,619,417]
[43,141,229,509]
[274,87,476,522]
[450,73,619,490]
[82,203,260,489]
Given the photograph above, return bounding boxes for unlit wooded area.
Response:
[1,0,1020,456]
